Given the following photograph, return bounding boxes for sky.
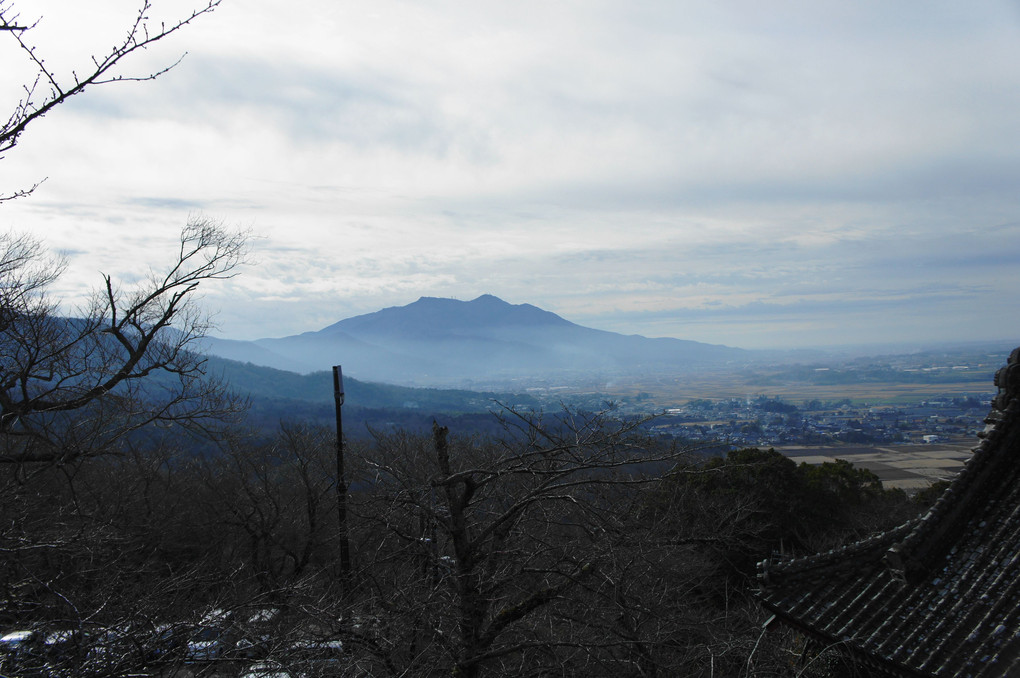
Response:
[1,0,1020,350]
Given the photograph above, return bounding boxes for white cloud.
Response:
[2,0,1019,348]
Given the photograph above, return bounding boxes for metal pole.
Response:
[333,365,352,588]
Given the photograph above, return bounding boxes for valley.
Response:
[202,294,1012,496]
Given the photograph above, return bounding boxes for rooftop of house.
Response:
[757,346,1020,678]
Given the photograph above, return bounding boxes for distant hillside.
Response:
[206,356,532,411]
[202,295,746,386]
[206,356,541,438]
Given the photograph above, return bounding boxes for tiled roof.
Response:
[758,347,1020,678]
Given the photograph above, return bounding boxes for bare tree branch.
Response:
[0,0,222,199]
[0,218,250,464]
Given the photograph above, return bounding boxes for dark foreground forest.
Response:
[1,406,935,677]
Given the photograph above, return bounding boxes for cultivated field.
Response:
[776,442,975,493]
[624,370,995,407]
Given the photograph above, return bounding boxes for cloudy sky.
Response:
[2,0,1019,350]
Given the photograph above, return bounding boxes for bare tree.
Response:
[204,422,339,595]
[0,0,223,200]
[0,218,250,465]
[0,438,257,678]
[0,0,244,462]
[0,231,63,328]
[342,407,709,677]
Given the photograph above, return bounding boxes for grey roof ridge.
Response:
[758,518,916,586]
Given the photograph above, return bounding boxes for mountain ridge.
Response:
[202,294,745,386]
[320,294,575,338]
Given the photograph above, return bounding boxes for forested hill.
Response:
[206,356,540,436]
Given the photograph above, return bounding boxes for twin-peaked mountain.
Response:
[202,295,745,386]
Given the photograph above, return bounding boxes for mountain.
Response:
[202,294,746,386]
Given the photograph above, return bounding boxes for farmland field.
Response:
[776,442,974,493]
